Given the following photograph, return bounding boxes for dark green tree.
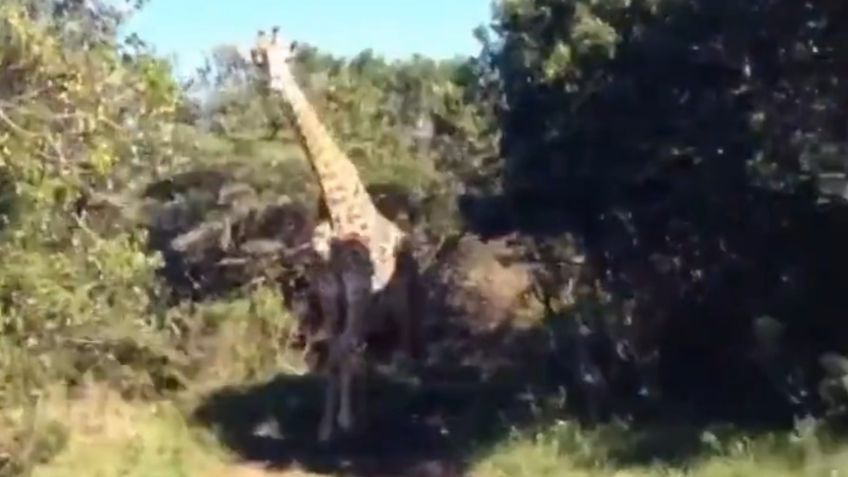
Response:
[477,0,848,421]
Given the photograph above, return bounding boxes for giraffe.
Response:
[247,27,420,441]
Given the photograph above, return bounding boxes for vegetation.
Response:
[2,0,848,476]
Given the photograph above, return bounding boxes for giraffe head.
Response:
[249,26,297,87]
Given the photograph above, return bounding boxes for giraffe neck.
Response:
[272,65,376,235]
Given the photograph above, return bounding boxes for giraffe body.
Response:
[260,38,405,292]
[249,28,419,442]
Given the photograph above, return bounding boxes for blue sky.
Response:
[120,0,493,78]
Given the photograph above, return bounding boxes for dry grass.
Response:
[21,383,323,477]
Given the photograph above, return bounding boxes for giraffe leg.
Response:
[338,356,355,430]
[336,249,372,432]
[319,331,356,441]
[311,262,344,443]
[389,290,414,371]
[398,279,417,361]
[313,268,341,342]
[337,314,368,431]
[318,366,339,442]
[389,260,420,368]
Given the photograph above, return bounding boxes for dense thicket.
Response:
[480,0,848,423]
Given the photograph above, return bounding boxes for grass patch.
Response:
[21,384,321,477]
[470,419,848,477]
[0,282,312,477]
[4,284,318,477]
[18,381,848,477]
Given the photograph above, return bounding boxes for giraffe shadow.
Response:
[192,308,767,476]
[192,363,521,476]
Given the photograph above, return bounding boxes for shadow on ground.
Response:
[192,302,544,476]
[193,366,506,476]
[191,314,739,477]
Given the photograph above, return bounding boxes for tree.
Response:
[479,0,848,421]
